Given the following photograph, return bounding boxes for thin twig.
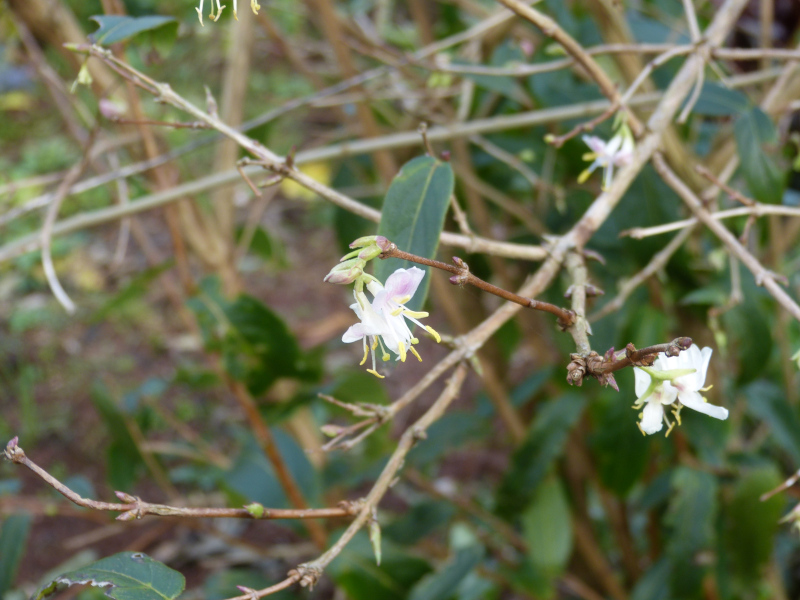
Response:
[380,243,576,327]
[653,152,800,322]
[2,437,355,521]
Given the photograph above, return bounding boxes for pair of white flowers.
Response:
[195,0,260,25]
[633,344,729,436]
[341,267,440,379]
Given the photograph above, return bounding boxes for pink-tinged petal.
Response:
[604,134,623,156]
[634,367,650,398]
[640,399,664,434]
[582,135,607,154]
[343,323,368,343]
[384,267,425,300]
[679,390,729,420]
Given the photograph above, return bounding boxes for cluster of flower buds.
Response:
[324,236,440,378]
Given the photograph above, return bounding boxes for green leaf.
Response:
[408,545,484,600]
[495,394,586,517]
[734,107,785,204]
[663,467,718,597]
[384,501,457,546]
[723,465,783,586]
[376,155,455,312]
[224,295,318,394]
[745,380,800,464]
[0,513,32,597]
[35,552,185,600]
[89,16,178,48]
[690,82,750,116]
[224,432,320,508]
[521,476,572,577]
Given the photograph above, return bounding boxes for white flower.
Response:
[342,267,440,378]
[633,344,728,436]
[578,126,634,190]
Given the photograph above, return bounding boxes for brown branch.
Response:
[2,437,355,521]
[379,242,576,328]
[652,152,800,323]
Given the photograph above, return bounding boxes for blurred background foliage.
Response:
[1,0,800,598]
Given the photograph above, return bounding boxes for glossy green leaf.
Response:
[35,552,185,600]
[376,155,455,312]
[723,465,783,586]
[690,82,750,116]
[723,299,772,383]
[0,513,32,597]
[89,16,178,48]
[224,294,318,394]
[745,380,800,464]
[496,394,586,517]
[521,477,572,577]
[630,558,672,600]
[735,107,785,204]
[408,545,484,600]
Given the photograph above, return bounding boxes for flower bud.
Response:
[323,258,363,285]
[349,235,379,249]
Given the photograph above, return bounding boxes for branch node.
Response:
[290,564,323,589]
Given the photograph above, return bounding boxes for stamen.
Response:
[251,0,261,13]
[636,422,646,436]
[402,309,429,319]
[397,341,407,362]
[394,294,412,305]
[409,347,422,362]
[425,326,441,343]
[196,0,205,25]
[665,421,676,437]
[577,169,592,184]
[410,337,419,344]
[700,384,713,392]
[367,369,385,379]
[582,152,597,161]
[359,339,369,366]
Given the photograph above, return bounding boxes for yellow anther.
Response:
[410,347,422,362]
[367,369,385,379]
[665,421,676,437]
[425,326,441,343]
[700,384,713,392]
[359,344,369,366]
[398,341,407,362]
[582,152,597,161]
[394,294,412,305]
[636,422,646,436]
[382,352,390,362]
[251,0,261,13]
[391,307,403,317]
[196,8,204,25]
[411,337,419,345]
[404,309,429,319]
[577,169,591,184]
[371,339,378,350]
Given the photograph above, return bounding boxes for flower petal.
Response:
[582,135,607,154]
[343,323,368,343]
[384,267,425,300]
[640,399,664,434]
[634,367,650,398]
[679,390,729,420]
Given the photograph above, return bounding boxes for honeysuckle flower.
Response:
[633,344,728,436]
[578,124,635,190]
[341,267,440,378]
